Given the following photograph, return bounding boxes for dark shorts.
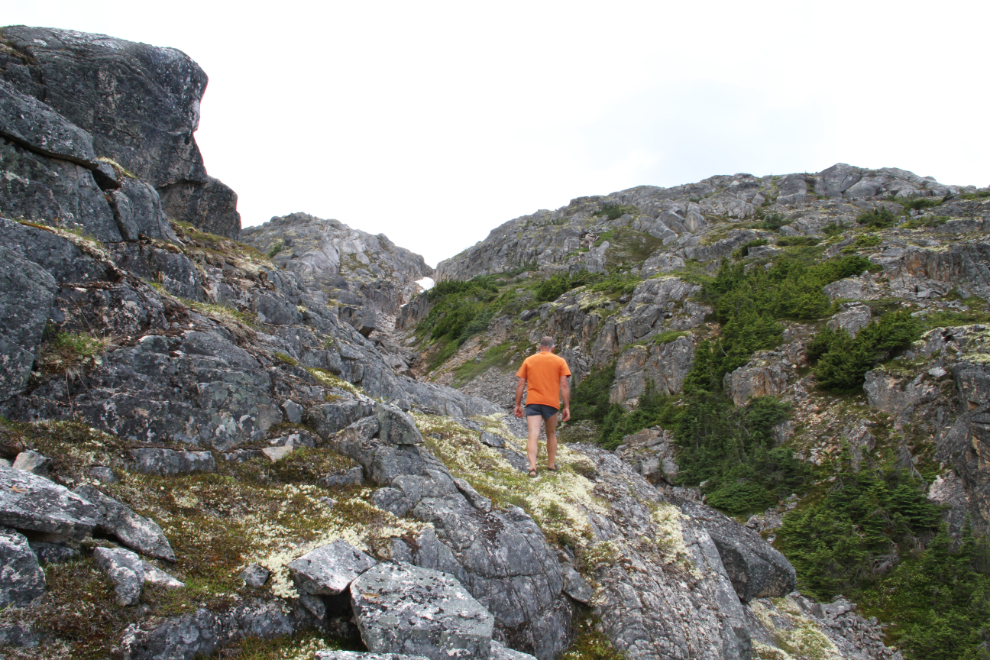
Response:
[524,404,559,420]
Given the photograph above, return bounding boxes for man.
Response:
[514,336,571,477]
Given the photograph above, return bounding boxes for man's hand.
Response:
[514,404,523,418]
[561,406,570,422]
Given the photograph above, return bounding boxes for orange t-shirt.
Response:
[516,351,571,408]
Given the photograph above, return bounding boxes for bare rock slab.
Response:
[351,563,495,660]
[0,527,46,608]
[75,485,175,561]
[491,640,538,660]
[129,448,215,476]
[0,464,99,539]
[288,538,377,597]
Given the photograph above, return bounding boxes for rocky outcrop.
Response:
[0,464,99,539]
[241,213,433,327]
[0,527,45,608]
[0,26,240,237]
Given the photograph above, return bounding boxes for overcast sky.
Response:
[3,1,988,266]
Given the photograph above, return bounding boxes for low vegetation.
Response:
[856,207,899,229]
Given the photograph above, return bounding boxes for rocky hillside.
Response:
[407,166,990,659]
[0,24,918,660]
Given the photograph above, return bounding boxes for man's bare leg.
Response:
[526,414,542,472]
[545,414,558,470]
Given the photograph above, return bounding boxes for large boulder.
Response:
[0,245,57,402]
[0,527,45,608]
[0,464,99,539]
[351,562,496,660]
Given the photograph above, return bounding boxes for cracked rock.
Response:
[351,562,495,660]
[75,485,175,561]
[94,547,145,606]
[289,539,377,598]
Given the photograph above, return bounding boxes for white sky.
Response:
[3,1,988,266]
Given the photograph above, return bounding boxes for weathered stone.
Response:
[75,485,175,561]
[610,336,695,405]
[109,178,179,242]
[724,359,793,406]
[826,303,872,338]
[319,466,365,488]
[616,427,678,484]
[282,399,304,424]
[480,431,507,448]
[88,466,116,483]
[143,562,184,588]
[261,446,295,462]
[94,547,145,606]
[560,564,593,604]
[129,448,216,476]
[351,562,495,660]
[240,564,270,588]
[0,78,98,165]
[491,641,538,660]
[453,477,492,513]
[0,464,99,539]
[288,539,377,597]
[0,246,57,402]
[0,527,45,608]
[11,450,51,475]
[377,404,425,445]
[680,500,796,602]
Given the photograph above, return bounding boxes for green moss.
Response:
[274,352,299,366]
[267,239,286,258]
[901,215,949,229]
[653,330,689,345]
[775,236,821,247]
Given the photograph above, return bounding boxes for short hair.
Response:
[539,336,554,348]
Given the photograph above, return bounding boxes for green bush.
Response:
[754,211,790,231]
[597,204,637,221]
[898,196,944,212]
[776,466,943,601]
[863,525,990,660]
[536,274,572,302]
[822,222,846,237]
[733,239,769,258]
[808,310,922,391]
[857,207,899,229]
[901,215,949,229]
[775,236,821,247]
[267,239,285,258]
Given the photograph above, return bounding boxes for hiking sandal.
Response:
[547,465,557,472]
[528,469,538,478]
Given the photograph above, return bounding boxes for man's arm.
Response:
[514,376,526,418]
[559,375,570,422]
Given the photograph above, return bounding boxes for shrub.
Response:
[901,215,949,230]
[267,239,285,258]
[754,211,790,231]
[808,310,922,391]
[775,236,821,247]
[857,207,899,229]
[732,239,769,258]
[776,466,943,601]
[822,222,846,237]
[898,196,944,212]
[597,204,637,221]
[536,274,572,302]
[653,330,689,345]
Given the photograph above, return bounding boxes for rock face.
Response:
[351,562,496,660]
[0,26,241,237]
[241,213,434,326]
[0,246,57,401]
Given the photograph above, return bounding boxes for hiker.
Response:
[514,336,571,477]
